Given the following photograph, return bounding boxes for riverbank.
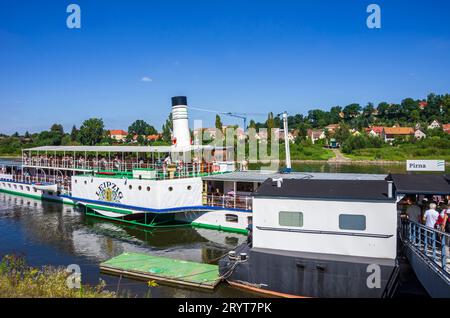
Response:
[0,255,116,298]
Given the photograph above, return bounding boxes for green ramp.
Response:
[100,252,221,290]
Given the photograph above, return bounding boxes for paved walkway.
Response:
[328,148,351,163]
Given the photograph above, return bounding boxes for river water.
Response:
[0,158,429,297]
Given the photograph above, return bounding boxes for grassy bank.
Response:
[280,143,334,161]
[346,144,450,161]
[0,255,116,298]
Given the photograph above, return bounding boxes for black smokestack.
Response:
[171,96,187,107]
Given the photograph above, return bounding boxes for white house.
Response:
[428,120,441,130]
[414,130,426,139]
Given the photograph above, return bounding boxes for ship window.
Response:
[26,187,30,191]
[187,185,192,190]
[138,186,142,191]
[84,180,87,185]
[129,185,132,190]
[147,186,151,191]
[168,187,173,191]
[75,180,77,184]
[279,211,303,227]
[20,185,23,190]
[339,214,366,231]
[225,214,238,223]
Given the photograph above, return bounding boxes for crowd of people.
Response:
[401,195,450,233]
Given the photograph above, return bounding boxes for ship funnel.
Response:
[171,96,191,147]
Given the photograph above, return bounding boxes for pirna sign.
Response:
[406,160,445,172]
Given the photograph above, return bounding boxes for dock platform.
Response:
[100,252,221,290]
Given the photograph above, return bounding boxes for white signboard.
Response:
[406,160,445,172]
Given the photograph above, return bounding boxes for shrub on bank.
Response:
[0,255,116,298]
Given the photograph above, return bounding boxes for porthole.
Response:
[138,186,142,191]
[19,186,23,190]
[26,187,30,191]
[187,185,192,190]
[168,187,173,192]
[14,185,17,189]
[147,186,151,191]
[34,189,37,193]
[75,180,77,184]
[129,185,133,190]
[84,180,87,185]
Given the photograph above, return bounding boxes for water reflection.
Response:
[0,192,252,297]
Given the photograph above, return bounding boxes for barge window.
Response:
[225,214,239,223]
[279,211,303,227]
[339,214,366,231]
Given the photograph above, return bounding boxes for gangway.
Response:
[401,220,450,297]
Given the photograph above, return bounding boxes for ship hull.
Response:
[219,244,399,298]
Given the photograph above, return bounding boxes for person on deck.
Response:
[405,196,422,223]
[423,203,439,229]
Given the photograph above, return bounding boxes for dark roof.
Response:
[388,174,450,195]
[255,178,393,201]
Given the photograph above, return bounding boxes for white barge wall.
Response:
[253,197,397,260]
[71,175,203,209]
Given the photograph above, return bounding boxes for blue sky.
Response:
[0,0,449,134]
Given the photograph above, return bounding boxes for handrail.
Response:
[402,220,449,276]
[202,192,253,211]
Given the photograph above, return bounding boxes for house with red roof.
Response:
[365,126,384,137]
[418,101,428,110]
[109,129,128,142]
[443,124,450,134]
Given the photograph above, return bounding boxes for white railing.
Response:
[202,193,253,211]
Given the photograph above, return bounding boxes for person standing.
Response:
[423,203,439,229]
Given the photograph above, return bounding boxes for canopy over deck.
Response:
[202,170,388,183]
[23,145,230,154]
[388,173,450,195]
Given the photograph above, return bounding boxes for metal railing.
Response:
[0,173,71,194]
[22,158,222,180]
[403,220,450,276]
[202,193,253,211]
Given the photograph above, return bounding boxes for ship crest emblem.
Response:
[96,182,123,203]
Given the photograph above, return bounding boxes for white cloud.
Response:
[141,76,153,82]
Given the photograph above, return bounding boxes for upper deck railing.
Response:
[402,220,450,278]
[22,157,234,179]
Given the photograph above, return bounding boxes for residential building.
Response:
[382,127,414,143]
[307,129,326,144]
[427,120,441,130]
[414,130,426,139]
[365,126,384,137]
[419,101,428,110]
[443,124,450,134]
[109,129,128,142]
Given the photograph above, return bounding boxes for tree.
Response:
[266,112,275,144]
[161,113,173,142]
[70,125,79,142]
[78,118,104,145]
[248,119,256,129]
[342,103,362,120]
[215,114,223,132]
[128,120,157,136]
[334,123,351,144]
